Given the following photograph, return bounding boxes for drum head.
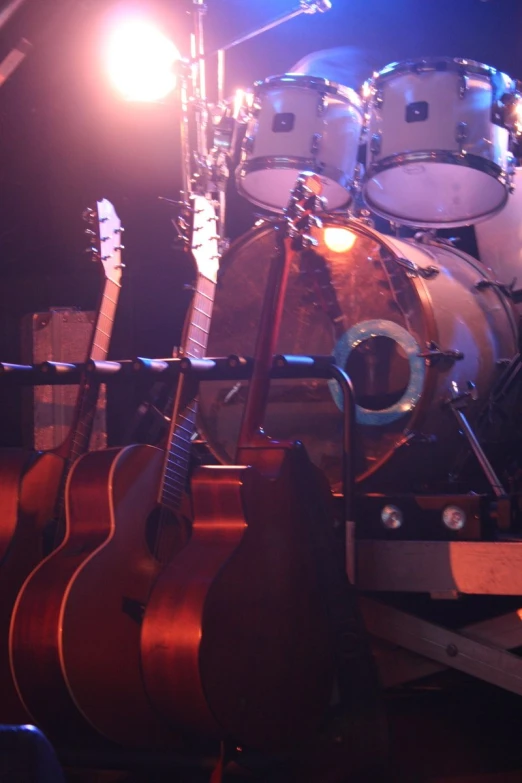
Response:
[364,162,508,228]
[198,219,433,491]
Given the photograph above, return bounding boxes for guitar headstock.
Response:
[188,194,220,283]
[84,198,125,285]
[284,172,326,249]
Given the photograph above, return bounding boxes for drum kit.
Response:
[195,49,522,496]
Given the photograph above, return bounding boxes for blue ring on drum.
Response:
[329,319,426,425]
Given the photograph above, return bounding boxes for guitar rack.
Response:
[0,353,356,528]
[8,354,522,701]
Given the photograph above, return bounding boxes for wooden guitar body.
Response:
[0,449,34,562]
[0,448,65,723]
[10,444,186,746]
[0,199,124,730]
[10,194,217,746]
[142,443,337,751]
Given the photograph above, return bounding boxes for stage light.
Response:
[381,505,403,530]
[103,17,180,102]
[442,505,466,531]
[324,226,357,253]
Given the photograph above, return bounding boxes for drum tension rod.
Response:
[418,341,464,365]
[395,255,439,279]
[475,278,522,302]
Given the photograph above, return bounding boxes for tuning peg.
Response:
[114,226,125,234]
[84,228,96,236]
[115,245,125,251]
[82,207,95,222]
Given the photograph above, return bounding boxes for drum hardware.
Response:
[445,390,509,506]
[311,132,322,154]
[458,73,468,99]
[402,430,437,445]
[369,133,381,157]
[446,376,513,506]
[417,342,464,366]
[394,255,439,279]
[475,277,522,301]
[413,231,460,249]
[456,121,468,150]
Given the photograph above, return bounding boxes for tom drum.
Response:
[362,57,520,228]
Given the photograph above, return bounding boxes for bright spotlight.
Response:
[104,17,180,102]
[324,226,357,253]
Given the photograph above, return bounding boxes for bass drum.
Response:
[198,219,518,492]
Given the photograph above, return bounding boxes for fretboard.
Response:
[160,272,215,509]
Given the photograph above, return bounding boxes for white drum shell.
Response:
[385,236,516,413]
[236,75,364,212]
[364,60,515,227]
[475,167,522,308]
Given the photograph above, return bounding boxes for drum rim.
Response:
[236,156,354,212]
[254,73,363,107]
[370,56,513,86]
[362,150,510,228]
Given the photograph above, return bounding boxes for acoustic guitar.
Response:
[2,199,124,726]
[140,177,344,755]
[9,194,219,746]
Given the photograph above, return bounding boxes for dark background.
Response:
[1,0,522,445]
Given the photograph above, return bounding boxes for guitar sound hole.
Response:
[145,505,192,564]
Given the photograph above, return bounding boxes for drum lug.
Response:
[370,133,381,158]
[395,255,439,279]
[317,93,327,116]
[375,88,384,108]
[311,132,322,155]
[506,152,517,192]
[458,73,468,99]
[418,341,464,366]
[243,135,255,155]
[455,121,468,150]
[475,277,519,300]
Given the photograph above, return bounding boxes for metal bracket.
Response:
[418,341,464,365]
[395,255,439,279]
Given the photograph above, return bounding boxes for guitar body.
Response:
[10,444,187,746]
[2,198,124,734]
[0,448,65,723]
[142,444,337,751]
[0,449,34,562]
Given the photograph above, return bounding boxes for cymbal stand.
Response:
[210,0,332,58]
[180,0,333,250]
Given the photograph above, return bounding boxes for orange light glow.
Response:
[324,226,357,253]
[103,17,180,102]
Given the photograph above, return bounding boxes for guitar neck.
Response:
[159,272,216,510]
[52,198,124,526]
[65,276,121,464]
